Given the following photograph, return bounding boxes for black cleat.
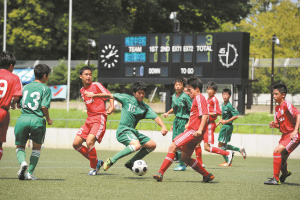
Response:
[202,173,215,183]
[153,172,163,182]
[280,170,292,183]
[124,161,133,171]
[264,177,281,185]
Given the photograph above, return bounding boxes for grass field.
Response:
[0,148,299,200]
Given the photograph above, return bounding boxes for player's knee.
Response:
[204,146,210,152]
[168,143,177,153]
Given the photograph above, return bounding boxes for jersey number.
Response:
[128,104,136,112]
[0,79,8,98]
[22,90,41,110]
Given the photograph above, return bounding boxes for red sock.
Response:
[158,152,175,175]
[0,148,3,160]
[88,146,98,169]
[76,145,89,160]
[210,147,229,156]
[189,158,209,176]
[273,153,282,180]
[195,146,203,165]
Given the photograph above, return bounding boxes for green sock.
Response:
[220,146,228,162]
[129,148,152,163]
[227,144,240,152]
[178,151,185,166]
[28,150,40,175]
[16,148,26,165]
[111,145,135,163]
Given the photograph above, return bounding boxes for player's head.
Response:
[0,51,16,71]
[133,81,146,102]
[174,77,186,94]
[222,88,231,102]
[206,82,217,97]
[79,66,92,75]
[272,83,287,103]
[186,76,203,99]
[79,66,93,86]
[34,64,51,82]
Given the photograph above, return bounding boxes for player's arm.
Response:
[185,118,190,129]
[194,114,208,137]
[84,91,113,99]
[107,97,114,115]
[269,121,279,129]
[290,113,300,139]
[154,117,168,136]
[42,107,53,125]
[163,108,174,118]
[10,96,22,110]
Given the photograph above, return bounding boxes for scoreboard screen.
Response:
[98,32,249,85]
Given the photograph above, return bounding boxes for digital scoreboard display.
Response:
[98,32,249,85]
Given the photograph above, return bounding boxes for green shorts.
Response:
[218,124,233,144]
[173,117,188,140]
[15,114,46,145]
[116,125,151,146]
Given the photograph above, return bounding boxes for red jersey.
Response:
[207,96,221,122]
[275,100,300,135]
[80,82,110,117]
[187,94,208,131]
[0,69,22,110]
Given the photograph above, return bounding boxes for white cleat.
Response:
[227,151,234,166]
[17,161,28,180]
[240,147,246,159]
[88,168,97,176]
[25,172,37,180]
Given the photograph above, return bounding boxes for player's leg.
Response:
[280,151,291,183]
[0,108,9,160]
[194,143,203,166]
[218,125,234,166]
[0,142,3,160]
[73,123,90,159]
[86,134,101,175]
[26,141,42,180]
[173,118,188,171]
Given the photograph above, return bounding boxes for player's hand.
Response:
[170,125,173,131]
[290,130,297,140]
[161,127,168,136]
[269,121,276,128]
[47,119,53,125]
[219,119,226,125]
[10,102,16,110]
[216,121,220,127]
[106,107,114,115]
[163,113,168,118]
[185,123,189,129]
[17,103,21,109]
[193,130,203,137]
[84,91,94,98]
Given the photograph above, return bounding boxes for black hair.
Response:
[207,81,218,91]
[132,81,147,93]
[273,83,287,95]
[174,77,186,87]
[0,51,16,69]
[187,76,203,92]
[79,66,92,75]
[34,64,51,80]
[222,88,231,96]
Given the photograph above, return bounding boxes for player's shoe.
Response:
[103,158,114,171]
[88,168,97,176]
[264,177,281,185]
[96,159,104,174]
[17,161,28,180]
[25,173,37,180]
[202,173,215,183]
[202,163,205,168]
[218,162,232,167]
[227,151,234,165]
[153,172,163,182]
[173,165,186,171]
[124,160,133,171]
[240,147,246,159]
[280,170,292,183]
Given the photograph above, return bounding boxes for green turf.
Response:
[0,148,299,200]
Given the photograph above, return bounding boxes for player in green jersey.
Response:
[14,64,52,180]
[84,81,168,172]
[216,88,246,166]
[163,77,192,171]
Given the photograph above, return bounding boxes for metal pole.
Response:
[3,0,7,51]
[270,34,275,114]
[67,0,72,112]
[88,43,90,66]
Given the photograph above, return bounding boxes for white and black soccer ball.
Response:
[132,160,148,176]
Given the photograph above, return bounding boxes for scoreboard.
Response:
[98,32,250,85]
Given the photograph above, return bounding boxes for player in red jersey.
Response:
[264,83,300,185]
[72,66,114,175]
[0,51,22,160]
[153,76,214,182]
[195,82,234,167]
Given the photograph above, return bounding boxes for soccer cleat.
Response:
[280,170,292,183]
[240,147,246,159]
[202,164,205,168]
[153,172,163,182]
[17,161,28,180]
[124,160,133,171]
[103,158,114,171]
[96,159,104,174]
[264,177,281,185]
[218,162,232,167]
[88,168,97,176]
[25,173,37,180]
[202,173,215,183]
[173,165,186,171]
[227,151,234,166]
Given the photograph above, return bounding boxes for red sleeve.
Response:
[213,97,222,115]
[95,82,110,94]
[13,76,22,96]
[197,95,208,116]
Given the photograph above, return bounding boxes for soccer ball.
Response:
[132,160,148,176]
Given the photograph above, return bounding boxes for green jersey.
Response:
[171,92,192,119]
[113,93,158,129]
[221,102,239,125]
[20,81,52,117]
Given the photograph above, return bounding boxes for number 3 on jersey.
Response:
[22,90,41,110]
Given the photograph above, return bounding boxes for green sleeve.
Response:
[144,104,158,119]
[113,93,129,105]
[229,103,239,116]
[184,95,193,110]
[41,87,52,108]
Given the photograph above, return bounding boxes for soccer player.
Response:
[195,82,234,167]
[85,81,168,172]
[0,51,22,160]
[264,83,300,185]
[14,64,52,180]
[163,77,192,171]
[73,66,114,175]
[153,76,214,183]
[216,89,246,167]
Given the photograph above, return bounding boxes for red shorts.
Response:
[204,121,216,144]
[279,132,300,154]
[0,108,10,143]
[174,129,203,156]
[77,114,107,143]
